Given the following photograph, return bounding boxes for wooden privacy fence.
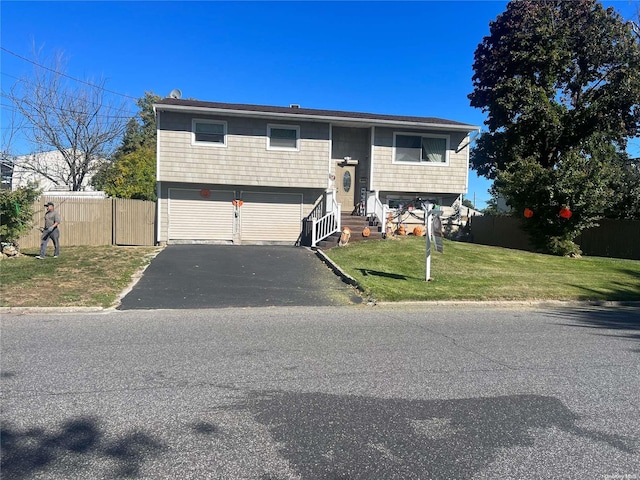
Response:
[18,196,156,248]
[470,215,640,260]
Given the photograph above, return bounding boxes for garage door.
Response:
[168,188,234,241]
[240,192,303,243]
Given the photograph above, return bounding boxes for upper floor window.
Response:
[192,119,227,146]
[267,124,300,151]
[393,133,449,164]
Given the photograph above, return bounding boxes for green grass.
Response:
[0,246,161,308]
[325,237,640,302]
[2,240,638,308]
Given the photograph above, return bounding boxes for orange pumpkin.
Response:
[413,226,425,236]
[362,227,371,237]
[397,225,406,236]
[339,227,352,247]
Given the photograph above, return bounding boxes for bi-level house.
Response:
[154,98,478,246]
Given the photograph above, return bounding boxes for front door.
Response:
[336,164,356,212]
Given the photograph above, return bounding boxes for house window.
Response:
[267,124,299,151]
[393,133,449,164]
[192,119,227,146]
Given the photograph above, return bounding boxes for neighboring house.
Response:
[1,160,12,190]
[11,149,101,192]
[154,98,479,245]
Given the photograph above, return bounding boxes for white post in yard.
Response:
[425,201,433,282]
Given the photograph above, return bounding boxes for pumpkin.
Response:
[523,208,534,218]
[413,226,425,236]
[362,227,371,237]
[397,225,406,236]
[339,227,352,247]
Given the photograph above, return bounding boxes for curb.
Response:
[312,248,363,291]
[0,306,106,315]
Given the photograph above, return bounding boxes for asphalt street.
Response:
[1,305,639,479]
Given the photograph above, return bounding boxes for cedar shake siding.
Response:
[157,111,330,189]
[372,128,470,194]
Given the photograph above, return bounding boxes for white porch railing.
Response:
[366,192,388,235]
[304,190,341,247]
[311,202,341,247]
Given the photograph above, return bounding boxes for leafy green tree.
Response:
[116,92,160,156]
[462,199,475,209]
[469,0,640,255]
[93,92,160,200]
[0,184,41,247]
[100,147,156,201]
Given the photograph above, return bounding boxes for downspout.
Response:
[463,129,480,199]
[155,106,161,245]
[369,126,375,193]
[328,123,333,191]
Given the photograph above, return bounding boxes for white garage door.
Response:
[168,188,234,241]
[240,192,303,243]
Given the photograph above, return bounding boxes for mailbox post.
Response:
[420,199,442,282]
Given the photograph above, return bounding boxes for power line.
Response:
[2,71,137,115]
[1,69,140,119]
[0,97,136,121]
[1,46,139,101]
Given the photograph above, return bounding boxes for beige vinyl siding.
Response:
[158,112,329,188]
[240,192,303,243]
[371,128,470,193]
[168,188,234,241]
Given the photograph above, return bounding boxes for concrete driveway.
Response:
[118,245,361,310]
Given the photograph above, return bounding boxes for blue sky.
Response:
[2,1,638,209]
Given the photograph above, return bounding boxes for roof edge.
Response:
[154,99,479,132]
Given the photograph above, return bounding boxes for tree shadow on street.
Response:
[548,306,640,351]
[232,390,636,479]
[1,417,166,479]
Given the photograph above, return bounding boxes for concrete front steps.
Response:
[315,213,383,250]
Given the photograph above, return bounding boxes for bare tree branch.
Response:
[5,48,129,191]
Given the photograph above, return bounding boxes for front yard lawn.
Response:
[324,237,640,302]
[1,246,161,308]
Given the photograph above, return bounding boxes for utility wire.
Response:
[2,71,138,116]
[1,46,139,101]
[0,97,136,121]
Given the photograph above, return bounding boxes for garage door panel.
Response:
[241,192,302,242]
[169,189,234,241]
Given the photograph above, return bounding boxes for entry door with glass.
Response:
[335,164,356,212]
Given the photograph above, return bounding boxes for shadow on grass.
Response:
[1,417,166,479]
[569,269,640,301]
[357,268,407,280]
[550,306,640,351]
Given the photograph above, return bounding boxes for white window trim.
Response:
[392,132,450,165]
[267,124,300,151]
[191,118,227,147]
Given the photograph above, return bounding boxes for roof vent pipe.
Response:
[290,104,300,109]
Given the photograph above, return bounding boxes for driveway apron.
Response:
[118,245,360,309]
